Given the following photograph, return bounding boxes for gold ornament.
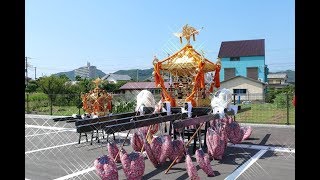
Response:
[173,24,203,44]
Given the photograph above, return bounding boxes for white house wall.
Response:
[220,77,265,101]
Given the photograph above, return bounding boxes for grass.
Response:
[27,105,85,116]
[236,103,295,125]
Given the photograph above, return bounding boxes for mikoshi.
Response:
[81,78,113,117]
[153,24,221,108]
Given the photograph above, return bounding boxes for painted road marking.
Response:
[53,167,95,180]
[25,132,133,154]
[25,129,76,137]
[225,149,268,180]
[25,141,80,154]
[228,143,295,153]
[196,140,295,153]
[25,114,66,119]
[25,125,74,131]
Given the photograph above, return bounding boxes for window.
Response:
[247,67,258,80]
[233,89,247,95]
[224,68,235,80]
[230,57,240,61]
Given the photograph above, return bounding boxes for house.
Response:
[102,73,132,83]
[267,73,289,89]
[218,39,268,83]
[145,74,170,82]
[119,82,170,99]
[220,75,267,101]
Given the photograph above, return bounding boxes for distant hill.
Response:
[114,68,153,81]
[269,70,295,83]
[54,69,106,81]
[54,71,75,80]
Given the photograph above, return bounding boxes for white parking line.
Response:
[53,167,95,180]
[25,114,66,119]
[25,141,80,154]
[225,149,268,180]
[25,125,75,131]
[228,143,295,153]
[25,132,133,154]
[197,139,295,153]
[25,129,76,137]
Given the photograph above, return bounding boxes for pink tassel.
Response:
[94,155,118,180]
[195,149,214,177]
[144,139,159,167]
[206,129,214,159]
[207,127,226,160]
[107,142,120,163]
[151,135,173,164]
[185,153,200,180]
[169,138,185,163]
[131,132,144,152]
[221,128,228,149]
[120,149,145,180]
[226,121,244,144]
[241,126,252,140]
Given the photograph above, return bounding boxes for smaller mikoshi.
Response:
[153,24,221,108]
[81,78,113,116]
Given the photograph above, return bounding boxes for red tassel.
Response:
[214,65,221,88]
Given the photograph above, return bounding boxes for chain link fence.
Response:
[25,91,295,125]
[233,92,295,125]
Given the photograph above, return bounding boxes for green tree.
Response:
[59,74,70,81]
[75,75,82,81]
[100,80,127,93]
[25,80,39,93]
[37,75,69,115]
[278,84,295,94]
[78,78,94,93]
[274,93,287,108]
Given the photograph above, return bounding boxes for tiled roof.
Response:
[102,73,132,81]
[267,73,287,79]
[119,82,170,90]
[218,39,265,58]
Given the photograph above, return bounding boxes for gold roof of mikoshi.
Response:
[155,44,219,76]
[153,24,220,76]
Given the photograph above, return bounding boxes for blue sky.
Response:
[26,0,294,79]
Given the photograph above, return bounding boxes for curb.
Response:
[239,123,295,128]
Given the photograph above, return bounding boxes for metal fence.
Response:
[232,92,295,125]
[25,92,295,125]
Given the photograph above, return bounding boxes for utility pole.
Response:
[34,67,37,80]
[25,57,28,86]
